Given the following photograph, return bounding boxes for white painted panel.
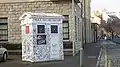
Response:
[20,12,64,62]
[50,34,60,59]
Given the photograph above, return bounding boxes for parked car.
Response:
[0,46,7,62]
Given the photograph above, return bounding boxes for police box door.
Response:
[49,24,61,59]
[37,24,47,45]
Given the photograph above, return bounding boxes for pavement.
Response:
[0,41,102,67]
[83,41,102,67]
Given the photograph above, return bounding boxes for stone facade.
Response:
[0,0,51,3]
[84,0,92,43]
[0,1,72,44]
[72,0,83,55]
[0,0,91,56]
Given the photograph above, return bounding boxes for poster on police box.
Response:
[37,35,46,45]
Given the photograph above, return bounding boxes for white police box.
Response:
[19,12,64,62]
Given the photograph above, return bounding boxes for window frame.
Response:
[37,25,45,34]
[0,18,8,42]
[51,25,58,33]
[63,15,69,40]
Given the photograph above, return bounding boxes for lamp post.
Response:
[80,0,85,67]
[80,44,83,67]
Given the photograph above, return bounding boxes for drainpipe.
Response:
[72,0,75,56]
[84,0,86,44]
[80,1,84,67]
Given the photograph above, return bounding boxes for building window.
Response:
[63,15,69,40]
[0,18,8,44]
[78,18,81,41]
[75,16,77,41]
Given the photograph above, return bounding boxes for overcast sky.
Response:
[91,0,120,12]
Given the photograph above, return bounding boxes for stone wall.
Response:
[0,0,51,3]
[0,0,72,44]
[72,1,83,55]
[74,2,82,42]
[84,0,92,43]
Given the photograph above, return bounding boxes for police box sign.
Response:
[33,18,61,22]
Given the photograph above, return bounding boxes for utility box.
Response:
[19,12,64,62]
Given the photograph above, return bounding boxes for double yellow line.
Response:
[102,45,112,67]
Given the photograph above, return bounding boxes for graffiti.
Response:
[33,46,50,61]
[21,20,64,62]
[33,29,36,33]
[37,35,46,45]
[52,44,57,47]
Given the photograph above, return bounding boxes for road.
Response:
[99,40,120,67]
[0,55,79,67]
[0,41,102,67]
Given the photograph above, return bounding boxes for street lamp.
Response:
[80,0,84,67]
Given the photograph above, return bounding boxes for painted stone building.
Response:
[91,23,98,42]
[0,0,92,55]
[82,0,92,44]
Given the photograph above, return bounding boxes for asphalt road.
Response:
[0,55,29,67]
[0,55,79,67]
[0,41,102,67]
[99,40,120,67]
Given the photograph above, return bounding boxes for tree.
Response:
[106,15,120,32]
[93,10,106,26]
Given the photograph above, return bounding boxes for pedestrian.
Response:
[104,36,107,40]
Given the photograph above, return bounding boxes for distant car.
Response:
[0,46,7,62]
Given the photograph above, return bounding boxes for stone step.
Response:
[64,49,73,56]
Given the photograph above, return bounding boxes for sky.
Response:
[91,0,120,12]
